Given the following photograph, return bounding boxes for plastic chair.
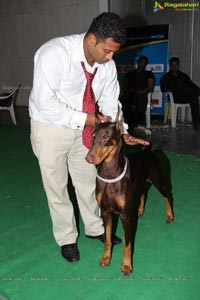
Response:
[164,92,191,128]
[0,85,21,125]
[145,92,152,129]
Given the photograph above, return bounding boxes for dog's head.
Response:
[85,121,122,165]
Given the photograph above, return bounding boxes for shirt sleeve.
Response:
[147,71,155,80]
[160,74,170,92]
[31,45,86,129]
[97,60,128,133]
[96,61,120,119]
[183,73,199,90]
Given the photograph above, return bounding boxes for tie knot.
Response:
[81,61,97,83]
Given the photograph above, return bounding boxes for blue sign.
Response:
[114,24,169,115]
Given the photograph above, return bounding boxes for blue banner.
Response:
[114,24,169,115]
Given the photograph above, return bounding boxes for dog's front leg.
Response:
[121,216,132,275]
[99,212,112,267]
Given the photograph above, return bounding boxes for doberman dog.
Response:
[85,120,174,275]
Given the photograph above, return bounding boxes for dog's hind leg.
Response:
[151,176,174,223]
[163,195,174,223]
[149,153,174,223]
[138,194,145,217]
[99,213,112,267]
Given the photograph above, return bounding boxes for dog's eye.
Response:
[102,134,110,142]
[102,134,113,146]
[105,139,113,146]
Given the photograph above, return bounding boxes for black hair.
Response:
[138,55,149,65]
[86,12,127,46]
[169,57,180,65]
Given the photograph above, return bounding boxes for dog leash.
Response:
[96,157,128,183]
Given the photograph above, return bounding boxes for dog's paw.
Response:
[166,214,174,223]
[138,195,145,217]
[138,207,144,217]
[99,256,110,267]
[121,263,133,275]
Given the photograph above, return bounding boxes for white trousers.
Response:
[30,119,104,246]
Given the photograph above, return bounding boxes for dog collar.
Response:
[96,158,128,183]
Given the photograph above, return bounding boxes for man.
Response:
[29,12,149,263]
[160,57,200,130]
[120,55,155,130]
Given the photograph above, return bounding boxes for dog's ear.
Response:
[95,102,101,118]
[115,106,120,130]
[95,102,103,126]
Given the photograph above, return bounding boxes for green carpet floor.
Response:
[0,126,200,300]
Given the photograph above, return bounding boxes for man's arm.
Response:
[147,77,155,92]
[122,72,137,96]
[30,46,87,129]
[123,134,149,146]
[85,112,108,127]
[135,72,155,95]
[183,73,200,90]
[160,74,170,92]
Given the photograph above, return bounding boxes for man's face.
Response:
[137,58,147,71]
[170,61,179,73]
[88,37,121,64]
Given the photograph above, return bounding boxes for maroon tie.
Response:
[81,61,97,149]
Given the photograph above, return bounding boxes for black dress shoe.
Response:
[85,233,122,245]
[61,243,80,262]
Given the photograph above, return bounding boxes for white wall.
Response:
[0,0,200,106]
[0,0,100,106]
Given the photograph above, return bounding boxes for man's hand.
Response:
[123,134,150,146]
[85,112,108,128]
[95,113,109,125]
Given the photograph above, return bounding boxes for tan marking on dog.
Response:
[104,141,118,163]
[115,195,125,210]
[122,241,132,275]
[164,197,174,223]
[100,218,112,267]
[94,144,116,164]
[138,194,145,217]
[96,192,103,206]
[92,139,118,164]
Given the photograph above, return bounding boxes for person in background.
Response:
[160,56,200,130]
[29,12,149,263]
[120,55,155,132]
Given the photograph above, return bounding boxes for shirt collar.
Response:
[77,33,103,71]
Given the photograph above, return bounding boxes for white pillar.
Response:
[98,0,109,13]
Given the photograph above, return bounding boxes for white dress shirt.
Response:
[29,33,125,131]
